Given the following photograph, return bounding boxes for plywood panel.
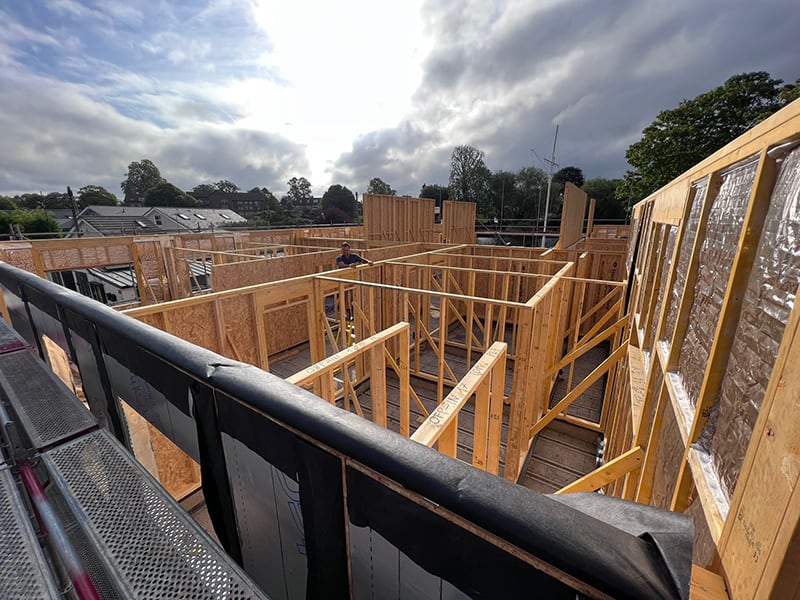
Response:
[558,183,587,249]
[0,243,37,273]
[163,303,221,353]
[265,302,308,355]
[122,400,201,500]
[220,294,260,366]
[364,194,435,243]
[442,200,476,244]
[212,250,339,291]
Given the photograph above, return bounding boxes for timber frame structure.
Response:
[2,102,800,598]
[607,99,800,599]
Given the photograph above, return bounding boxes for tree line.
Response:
[3,71,795,236]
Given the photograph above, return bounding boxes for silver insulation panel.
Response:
[676,158,759,409]
[661,181,707,351]
[702,146,800,501]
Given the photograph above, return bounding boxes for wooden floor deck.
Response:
[520,342,607,492]
[269,324,607,491]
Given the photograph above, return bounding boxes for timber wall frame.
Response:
[364,194,437,242]
[610,98,800,599]
[442,200,477,244]
[121,242,629,482]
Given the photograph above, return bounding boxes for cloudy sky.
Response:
[1,0,797,199]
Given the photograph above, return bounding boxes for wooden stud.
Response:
[555,446,644,495]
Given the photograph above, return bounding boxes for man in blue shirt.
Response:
[335,242,372,268]
[335,242,371,321]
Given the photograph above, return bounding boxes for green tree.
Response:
[144,182,199,207]
[17,210,62,236]
[246,187,289,227]
[315,207,350,224]
[192,184,216,194]
[286,177,313,205]
[15,194,45,209]
[37,192,71,209]
[419,184,450,203]
[619,71,799,201]
[250,187,279,205]
[121,159,165,203]
[449,145,491,214]
[583,178,626,221]
[322,184,357,219]
[514,167,548,220]
[367,177,396,196]
[0,209,61,237]
[77,185,118,208]
[0,195,16,210]
[215,180,239,193]
[488,170,520,221]
[553,166,585,188]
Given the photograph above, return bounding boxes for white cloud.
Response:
[246,0,430,191]
[1,0,798,200]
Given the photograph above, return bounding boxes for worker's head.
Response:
[341,242,351,256]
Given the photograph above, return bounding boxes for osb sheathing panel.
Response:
[442,200,476,244]
[264,302,308,355]
[148,421,200,499]
[166,249,194,300]
[135,311,165,331]
[125,399,200,500]
[650,178,692,226]
[686,491,718,569]
[580,238,630,253]
[588,225,630,240]
[364,194,435,243]
[211,234,237,252]
[220,294,260,365]
[0,244,36,272]
[294,237,347,250]
[135,240,167,303]
[300,225,363,240]
[240,231,294,246]
[213,251,339,291]
[163,304,221,353]
[558,183,587,249]
[41,244,134,270]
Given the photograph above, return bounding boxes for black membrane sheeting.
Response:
[0,263,693,599]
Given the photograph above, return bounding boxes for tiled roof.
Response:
[80,215,163,236]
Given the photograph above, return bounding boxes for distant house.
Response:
[189,190,267,215]
[73,213,163,238]
[123,190,144,206]
[47,209,78,233]
[72,206,245,236]
[57,205,232,305]
[148,207,246,231]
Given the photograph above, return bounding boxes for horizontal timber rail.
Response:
[411,341,507,475]
[287,322,411,436]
